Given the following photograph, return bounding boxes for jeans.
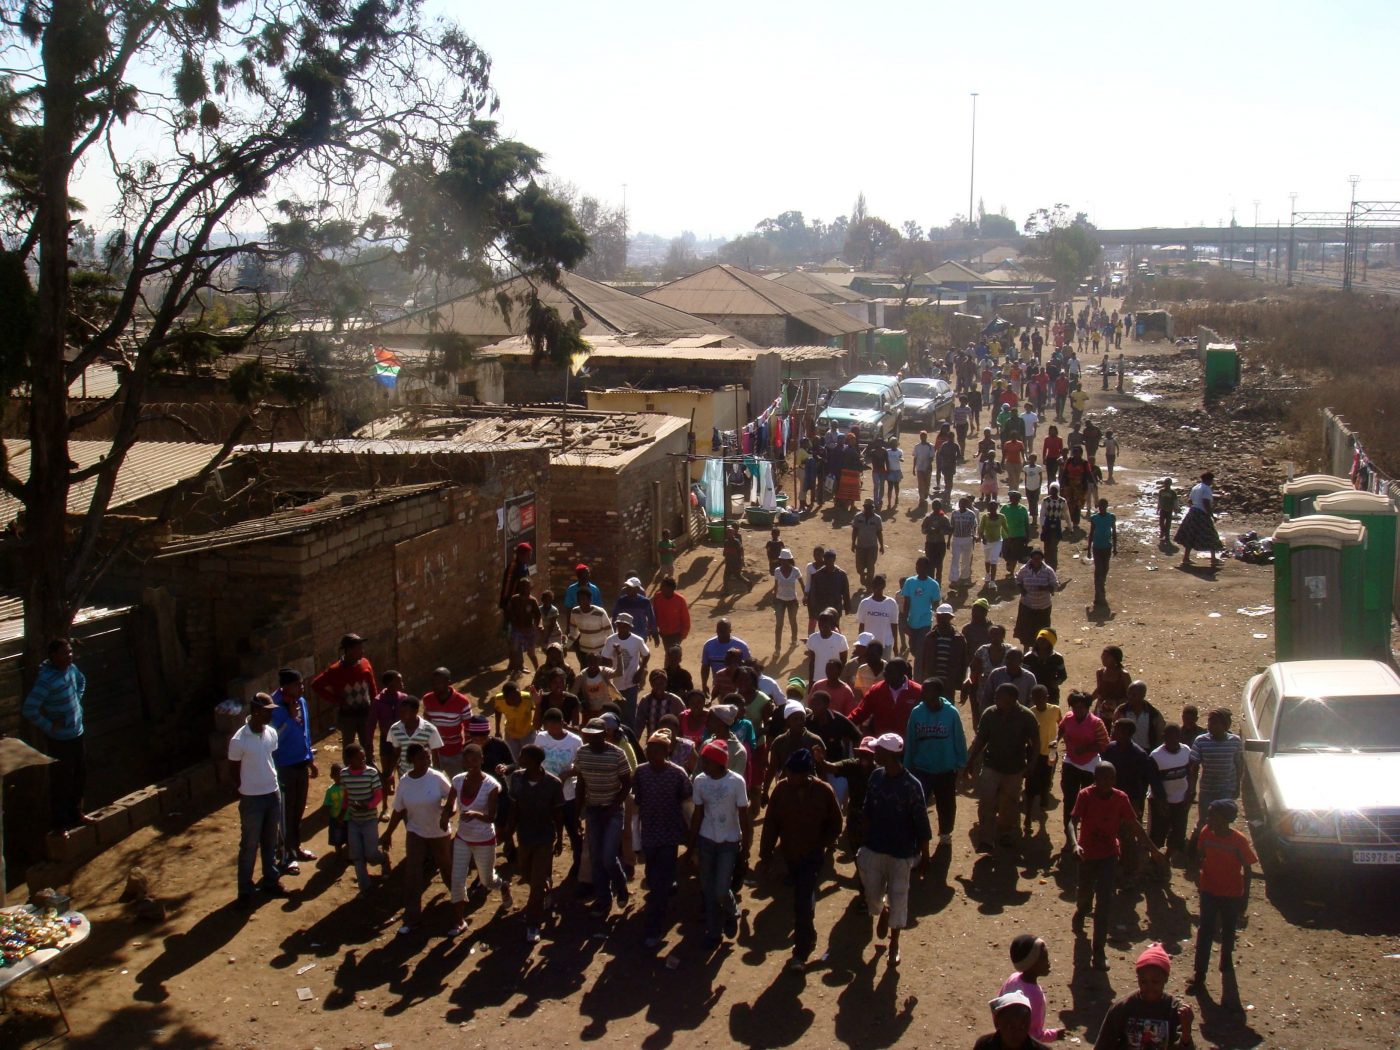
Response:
[347,818,381,893]
[1076,855,1118,952]
[907,625,930,679]
[791,849,824,961]
[277,761,311,859]
[915,768,959,836]
[1195,891,1241,975]
[45,734,87,830]
[697,836,740,939]
[585,804,628,909]
[1026,489,1041,522]
[562,797,583,876]
[825,773,850,809]
[642,843,679,939]
[237,791,282,896]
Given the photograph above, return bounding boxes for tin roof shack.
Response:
[369,408,692,598]
[642,264,872,356]
[120,440,550,728]
[766,270,884,329]
[587,387,746,481]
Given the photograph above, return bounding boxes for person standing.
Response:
[228,693,287,908]
[699,618,751,694]
[850,660,923,738]
[1156,478,1181,544]
[758,748,843,972]
[503,577,542,677]
[856,574,900,655]
[771,549,806,652]
[1093,944,1195,1048]
[379,742,452,935]
[422,667,472,777]
[859,734,931,966]
[603,612,650,727]
[920,499,953,582]
[900,557,941,677]
[269,669,318,875]
[1022,454,1044,522]
[23,638,89,831]
[807,549,853,631]
[1149,724,1198,862]
[1086,498,1119,609]
[1001,489,1032,579]
[507,743,565,944]
[1057,691,1109,842]
[339,742,386,897]
[949,495,979,589]
[1023,685,1061,837]
[575,717,633,917]
[851,499,885,588]
[1189,708,1244,850]
[935,429,960,499]
[1067,762,1164,971]
[534,708,584,875]
[1175,471,1222,570]
[633,729,693,947]
[651,577,691,650]
[1188,799,1257,993]
[310,632,376,758]
[1013,549,1058,649]
[918,604,969,702]
[612,577,658,644]
[689,739,752,948]
[998,935,1067,1044]
[903,678,967,845]
[965,683,1041,852]
[568,589,614,671]
[912,430,936,506]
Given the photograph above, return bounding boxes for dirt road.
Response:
[5,331,1398,1049]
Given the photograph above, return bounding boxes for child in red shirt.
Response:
[1189,798,1257,991]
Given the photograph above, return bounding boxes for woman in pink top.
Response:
[1057,690,1109,845]
[678,689,709,744]
[999,934,1065,1042]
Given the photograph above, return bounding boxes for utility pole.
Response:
[1287,192,1297,287]
[1252,200,1260,278]
[968,91,978,262]
[1345,175,1359,291]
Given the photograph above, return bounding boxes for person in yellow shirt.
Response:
[491,682,537,759]
[1069,384,1089,426]
[1025,684,1061,836]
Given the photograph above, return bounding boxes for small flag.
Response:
[373,347,401,388]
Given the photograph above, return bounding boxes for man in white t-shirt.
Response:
[805,609,850,685]
[228,692,284,906]
[856,574,900,654]
[1149,724,1198,859]
[689,739,751,947]
[912,431,936,506]
[534,709,584,876]
[1020,406,1039,448]
[603,613,650,726]
[379,742,453,933]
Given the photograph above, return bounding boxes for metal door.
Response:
[1290,546,1342,658]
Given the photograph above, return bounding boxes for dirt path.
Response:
[5,317,1399,1049]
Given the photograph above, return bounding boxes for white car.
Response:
[1241,659,1400,869]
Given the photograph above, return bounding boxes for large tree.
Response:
[1023,204,1100,296]
[0,0,587,659]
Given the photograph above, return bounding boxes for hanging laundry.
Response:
[702,458,726,520]
[753,460,777,511]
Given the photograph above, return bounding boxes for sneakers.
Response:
[525,926,542,944]
[281,861,301,876]
[447,920,468,937]
[295,848,317,861]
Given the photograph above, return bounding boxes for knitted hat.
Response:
[700,740,730,767]
[1136,943,1172,975]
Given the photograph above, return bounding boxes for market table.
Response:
[0,906,90,1035]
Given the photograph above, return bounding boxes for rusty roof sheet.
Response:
[371,271,734,342]
[642,265,872,337]
[0,440,232,527]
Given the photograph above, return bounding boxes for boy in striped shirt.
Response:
[1189,708,1243,854]
[340,744,386,893]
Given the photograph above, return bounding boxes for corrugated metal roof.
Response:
[0,595,133,645]
[68,363,122,400]
[158,482,451,557]
[482,335,766,363]
[371,271,734,342]
[765,270,871,302]
[240,437,545,455]
[642,265,872,337]
[921,260,990,283]
[766,345,850,363]
[0,440,232,526]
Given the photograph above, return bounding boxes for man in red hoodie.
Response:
[311,633,377,755]
[850,659,923,738]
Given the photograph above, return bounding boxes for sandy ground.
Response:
[5,322,1399,1049]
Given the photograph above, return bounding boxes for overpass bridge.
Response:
[1092,225,1400,246]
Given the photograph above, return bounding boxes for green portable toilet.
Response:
[1314,489,1397,658]
[1279,474,1351,518]
[1203,343,1240,398]
[1272,514,1369,660]
[874,328,909,367]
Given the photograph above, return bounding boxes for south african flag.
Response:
[373,347,401,388]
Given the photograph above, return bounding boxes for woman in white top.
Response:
[380,742,452,934]
[771,549,806,651]
[443,743,508,935]
[1173,470,1221,569]
[884,444,904,510]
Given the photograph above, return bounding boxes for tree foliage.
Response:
[1023,204,1101,296]
[0,0,588,648]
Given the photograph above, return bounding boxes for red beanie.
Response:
[700,740,730,767]
[1136,942,1172,975]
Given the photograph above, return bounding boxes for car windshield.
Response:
[901,380,945,398]
[829,389,882,411]
[1275,696,1400,752]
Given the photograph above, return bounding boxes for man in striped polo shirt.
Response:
[575,718,633,917]
[340,743,385,893]
[1189,708,1244,852]
[385,695,443,784]
[423,667,472,776]
[948,496,979,589]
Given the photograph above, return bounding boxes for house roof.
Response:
[0,440,230,526]
[642,264,871,337]
[0,594,132,646]
[482,335,848,366]
[920,260,990,284]
[371,271,733,342]
[765,270,870,302]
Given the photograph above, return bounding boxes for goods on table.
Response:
[0,908,77,966]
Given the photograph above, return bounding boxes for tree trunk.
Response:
[22,0,83,673]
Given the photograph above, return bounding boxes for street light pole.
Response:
[1287,191,1297,287]
[1252,200,1260,278]
[968,91,978,261]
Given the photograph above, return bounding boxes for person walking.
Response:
[1086,498,1119,609]
[921,499,953,583]
[807,550,853,631]
[1093,944,1195,1048]
[1149,724,1198,862]
[757,748,843,972]
[1175,472,1222,570]
[633,728,693,947]
[918,604,969,703]
[652,576,692,650]
[900,557,941,677]
[23,638,90,831]
[339,742,386,897]
[689,739,752,948]
[771,549,806,651]
[912,430,935,507]
[1188,798,1257,994]
[444,743,507,934]
[935,429,960,499]
[379,742,452,935]
[851,499,885,588]
[422,667,472,777]
[310,632,377,758]
[1013,548,1058,648]
[965,683,1041,852]
[229,693,287,909]
[269,669,318,875]
[1057,691,1109,843]
[1022,455,1044,522]
[575,717,633,918]
[859,734,931,966]
[1156,478,1181,544]
[949,495,979,589]
[507,743,565,944]
[1001,489,1032,579]
[1189,708,1244,851]
[903,679,968,845]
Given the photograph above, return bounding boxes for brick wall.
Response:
[701,313,788,347]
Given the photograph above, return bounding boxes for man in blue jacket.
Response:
[22,638,89,831]
[904,677,969,847]
[270,669,319,875]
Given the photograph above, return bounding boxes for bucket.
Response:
[776,492,789,507]
[745,506,777,527]
[706,521,726,543]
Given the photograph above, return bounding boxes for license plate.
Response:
[1353,850,1400,865]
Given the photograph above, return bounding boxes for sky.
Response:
[449,0,1400,239]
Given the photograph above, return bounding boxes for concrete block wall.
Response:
[703,314,788,347]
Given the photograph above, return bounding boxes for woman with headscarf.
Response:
[1022,629,1067,704]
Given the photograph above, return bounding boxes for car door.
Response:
[1244,673,1280,812]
